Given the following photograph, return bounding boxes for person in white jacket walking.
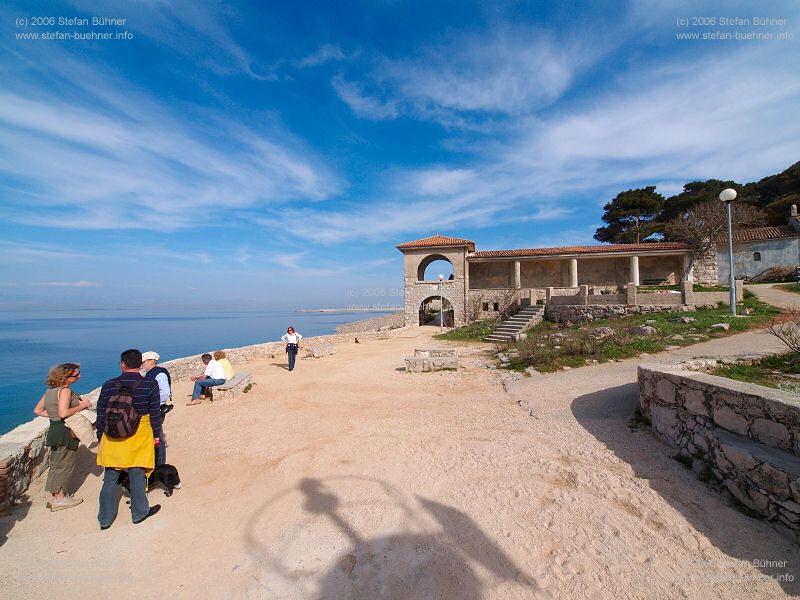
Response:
[281,326,303,371]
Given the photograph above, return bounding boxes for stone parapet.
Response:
[0,326,411,510]
[638,365,800,541]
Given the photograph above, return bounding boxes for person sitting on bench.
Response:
[187,353,226,406]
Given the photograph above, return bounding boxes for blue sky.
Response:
[1,0,798,309]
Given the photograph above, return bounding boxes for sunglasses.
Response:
[70,372,81,378]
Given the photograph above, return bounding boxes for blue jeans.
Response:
[287,344,298,370]
[155,438,166,467]
[192,378,225,399]
[98,467,149,526]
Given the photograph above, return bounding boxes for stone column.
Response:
[568,258,578,288]
[682,254,694,282]
[513,260,521,289]
[630,255,640,286]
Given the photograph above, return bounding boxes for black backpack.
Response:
[104,380,142,438]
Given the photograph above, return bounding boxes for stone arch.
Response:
[417,254,453,282]
[418,295,455,327]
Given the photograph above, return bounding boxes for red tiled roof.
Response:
[470,242,690,259]
[397,235,476,251]
[732,225,800,242]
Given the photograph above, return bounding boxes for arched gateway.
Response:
[418,296,454,327]
[396,235,473,328]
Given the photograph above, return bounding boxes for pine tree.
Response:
[594,186,664,244]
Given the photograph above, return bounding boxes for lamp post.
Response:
[438,273,444,331]
[719,188,737,316]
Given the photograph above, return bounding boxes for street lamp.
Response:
[719,188,737,316]
[438,273,444,331]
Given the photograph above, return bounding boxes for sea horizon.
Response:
[0,307,396,436]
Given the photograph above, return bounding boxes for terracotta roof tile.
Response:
[397,235,476,251]
[732,225,800,242]
[470,242,690,259]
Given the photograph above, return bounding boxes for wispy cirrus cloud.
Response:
[0,52,341,231]
[67,0,273,79]
[267,42,800,246]
[299,44,350,68]
[333,27,603,125]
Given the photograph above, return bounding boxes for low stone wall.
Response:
[638,365,800,541]
[0,326,411,511]
[334,311,404,334]
[405,348,459,372]
[546,303,689,323]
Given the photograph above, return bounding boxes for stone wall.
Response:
[692,246,719,285]
[546,303,687,323]
[0,326,411,511]
[404,281,466,327]
[334,311,405,334]
[638,365,800,541]
[718,238,800,282]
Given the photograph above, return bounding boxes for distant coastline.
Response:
[298,308,402,313]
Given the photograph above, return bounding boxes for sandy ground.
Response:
[1,307,799,599]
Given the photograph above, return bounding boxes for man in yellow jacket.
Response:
[96,349,163,529]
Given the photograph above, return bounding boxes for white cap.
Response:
[141,351,160,362]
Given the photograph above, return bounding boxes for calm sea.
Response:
[0,308,390,435]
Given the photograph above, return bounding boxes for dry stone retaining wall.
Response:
[0,326,411,511]
[638,365,800,541]
[546,304,690,323]
[334,311,404,334]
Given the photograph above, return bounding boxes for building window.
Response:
[493,302,499,311]
[482,302,489,312]
[753,251,761,261]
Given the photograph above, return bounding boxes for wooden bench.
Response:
[211,373,252,401]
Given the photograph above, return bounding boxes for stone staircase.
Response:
[483,305,545,343]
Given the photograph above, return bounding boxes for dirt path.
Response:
[748,283,800,311]
[1,326,798,599]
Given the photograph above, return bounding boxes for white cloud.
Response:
[300,44,348,68]
[0,55,341,231]
[33,281,99,287]
[0,240,96,262]
[67,0,271,79]
[267,42,800,246]
[331,77,399,120]
[334,27,603,124]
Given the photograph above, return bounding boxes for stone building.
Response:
[716,206,800,282]
[397,235,703,327]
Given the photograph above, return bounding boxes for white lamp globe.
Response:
[719,188,737,202]
[438,274,444,281]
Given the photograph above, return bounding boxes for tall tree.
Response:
[663,200,766,279]
[594,186,664,244]
[743,161,800,225]
[657,179,744,225]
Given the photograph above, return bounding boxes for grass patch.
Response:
[781,283,800,295]
[434,319,499,341]
[711,351,800,391]
[502,295,778,373]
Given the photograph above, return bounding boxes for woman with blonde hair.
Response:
[33,363,91,511]
[213,350,234,380]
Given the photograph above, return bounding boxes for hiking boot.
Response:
[50,496,83,512]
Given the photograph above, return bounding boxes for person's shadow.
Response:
[71,444,103,492]
[244,477,536,599]
[0,496,31,547]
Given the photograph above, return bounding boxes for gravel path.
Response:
[1,321,798,599]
